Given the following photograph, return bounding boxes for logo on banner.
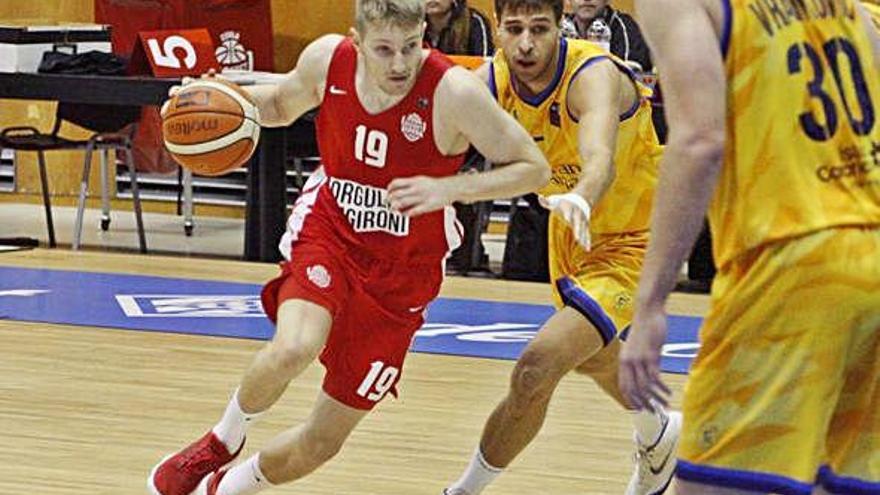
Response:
[116,295,264,317]
[215,30,254,71]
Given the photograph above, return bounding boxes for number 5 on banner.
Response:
[148,36,197,69]
[131,29,218,77]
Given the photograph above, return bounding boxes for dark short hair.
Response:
[494,0,563,23]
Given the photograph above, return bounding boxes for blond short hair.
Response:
[356,0,425,33]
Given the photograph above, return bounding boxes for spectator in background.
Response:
[426,0,495,275]
[561,0,652,72]
[425,0,494,56]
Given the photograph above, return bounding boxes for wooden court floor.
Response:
[0,250,705,495]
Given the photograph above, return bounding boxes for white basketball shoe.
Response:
[625,410,682,495]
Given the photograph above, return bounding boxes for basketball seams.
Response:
[162,86,247,119]
[174,139,254,176]
[163,113,247,146]
[162,109,254,120]
[184,139,252,161]
[165,119,260,155]
[183,79,260,123]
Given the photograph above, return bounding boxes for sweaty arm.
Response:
[242,35,341,127]
[439,68,550,203]
[544,59,623,249]
[619,0,726,411]
[634,0,726,308]
[567,59,623,208]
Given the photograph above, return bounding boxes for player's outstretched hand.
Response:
[387,176,454,217]
[545,193,592,250]
[619,304,671,412]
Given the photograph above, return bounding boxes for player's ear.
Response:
[350,27,362,49]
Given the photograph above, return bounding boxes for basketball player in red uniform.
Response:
[147,1,549,494]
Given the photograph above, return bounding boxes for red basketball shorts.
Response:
[261,239,444,410]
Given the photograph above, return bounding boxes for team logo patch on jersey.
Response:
[307,265,331,289]
[400,113,427,142]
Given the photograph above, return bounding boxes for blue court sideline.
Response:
[0,266,701,374]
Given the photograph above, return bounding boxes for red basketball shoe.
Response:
[148,432,244,495]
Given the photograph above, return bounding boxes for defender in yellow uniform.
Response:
[621,0,880,493]
[444,2,678,495]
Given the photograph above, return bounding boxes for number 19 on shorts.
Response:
[356,360,399,402]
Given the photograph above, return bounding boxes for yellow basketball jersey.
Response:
[491,38,662,234]
[716,0,880,269]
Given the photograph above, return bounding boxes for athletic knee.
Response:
[509,349,561,403]
[264,338,321,373]
[300,426,346,463]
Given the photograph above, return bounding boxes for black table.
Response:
[0,71,289,262]
[0,72,177,106]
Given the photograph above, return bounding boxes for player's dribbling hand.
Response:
[166,69,257,114]
[167,69,223,97]
[544,193,592,250]
[619,303,671,412]
[386,176,454,217]
[168,79,188,98]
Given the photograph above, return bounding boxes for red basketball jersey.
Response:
[280,39,466,263]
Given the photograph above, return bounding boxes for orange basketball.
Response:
[161,79,260,176]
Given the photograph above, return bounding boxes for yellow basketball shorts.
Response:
[548,212,648,345]
[677,226,880,494]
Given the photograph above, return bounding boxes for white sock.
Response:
[212,388,262,453]
[216,454,272,495]
[632,403,668,446]
[446,448,503,495]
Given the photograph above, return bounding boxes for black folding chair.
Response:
[0,101,146,252]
